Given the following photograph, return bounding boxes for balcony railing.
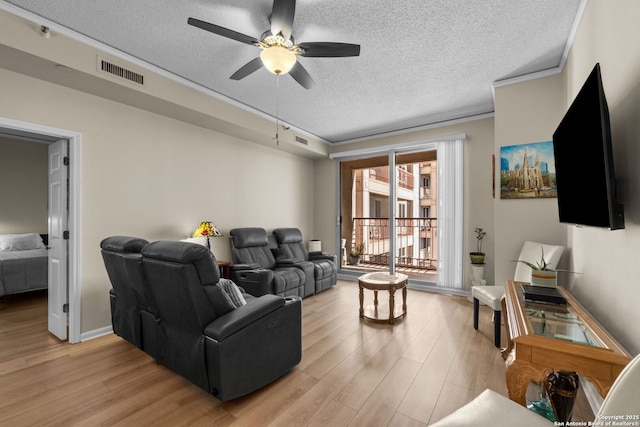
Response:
[368,167,414,190]
[350,217,437,270]
[397,168,414,190]
[420,186,432,199]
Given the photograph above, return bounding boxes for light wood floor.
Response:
[0,282,591,426]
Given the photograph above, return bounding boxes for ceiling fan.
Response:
[188,0,360,89]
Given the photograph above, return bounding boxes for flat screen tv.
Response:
[552,63,624,230]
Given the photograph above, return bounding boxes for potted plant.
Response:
[470,227,486,264]
[514,247,557,286]
[349,243,365,266]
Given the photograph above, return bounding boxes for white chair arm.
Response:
[430,389,553,427]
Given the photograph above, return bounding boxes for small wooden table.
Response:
[358,272,408,324]
[217,261,231,279]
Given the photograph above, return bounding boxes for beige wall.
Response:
[559,0,640,354]
[313,157,338,252]
[0,137,48,234]
[493,74,567,285]
[0,67,315,333]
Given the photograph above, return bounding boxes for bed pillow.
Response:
[0,233,46,251]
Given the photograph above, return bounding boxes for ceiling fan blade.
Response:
[298,42,361,58]
[289,61,315,89]
[188,17,259,46]
[230,58,264,80]
[270,0,296,40]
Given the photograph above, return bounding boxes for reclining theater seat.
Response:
[273,228,337,296]
[229,227,306,298]
[141,240,302,401]
[268,231,314,298]
[100,236,156,352]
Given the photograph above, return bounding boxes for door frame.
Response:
[0,117,81,343]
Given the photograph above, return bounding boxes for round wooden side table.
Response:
[358,272,408,324]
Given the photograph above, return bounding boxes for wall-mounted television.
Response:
[552,63,624,230]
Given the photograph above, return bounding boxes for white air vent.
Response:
[97,56,145,87]
[295,135,308,145]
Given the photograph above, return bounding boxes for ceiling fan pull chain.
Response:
[275,74,280,146]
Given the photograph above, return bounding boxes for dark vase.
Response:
[545,370,580,423]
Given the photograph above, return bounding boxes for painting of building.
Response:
[500,141,557,199]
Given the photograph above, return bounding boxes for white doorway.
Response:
[0,117,81,343]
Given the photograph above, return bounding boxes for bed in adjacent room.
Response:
[0,233,48,299]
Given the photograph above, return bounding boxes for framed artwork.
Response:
[500,141,557,199]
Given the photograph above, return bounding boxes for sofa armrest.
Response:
[230,263,260,271]
[309,252,337,263]
[204,295,294,341]
[230,268,274,296]
[203,295,302,400]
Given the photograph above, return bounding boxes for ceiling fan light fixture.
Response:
[260,46,296,75]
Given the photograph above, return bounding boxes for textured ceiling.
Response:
[3,0,583,144]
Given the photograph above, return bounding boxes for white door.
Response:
[48,139,68,340]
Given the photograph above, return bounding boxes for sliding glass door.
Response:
[339,150,438,283]
[335,137,464,290]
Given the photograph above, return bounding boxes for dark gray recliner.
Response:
[229,227,306,298]
[100,236,162,360]
[273,228,337,295]
[141,240,301,401]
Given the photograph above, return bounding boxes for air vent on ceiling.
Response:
[97,56,145,86]
[295,135,308,145]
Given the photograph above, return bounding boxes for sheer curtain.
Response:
[437,138,464,289]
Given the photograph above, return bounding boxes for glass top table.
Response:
[502,280,631,407]
[522,289,600,347]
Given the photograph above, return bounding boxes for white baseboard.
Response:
[80,325,113,342]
